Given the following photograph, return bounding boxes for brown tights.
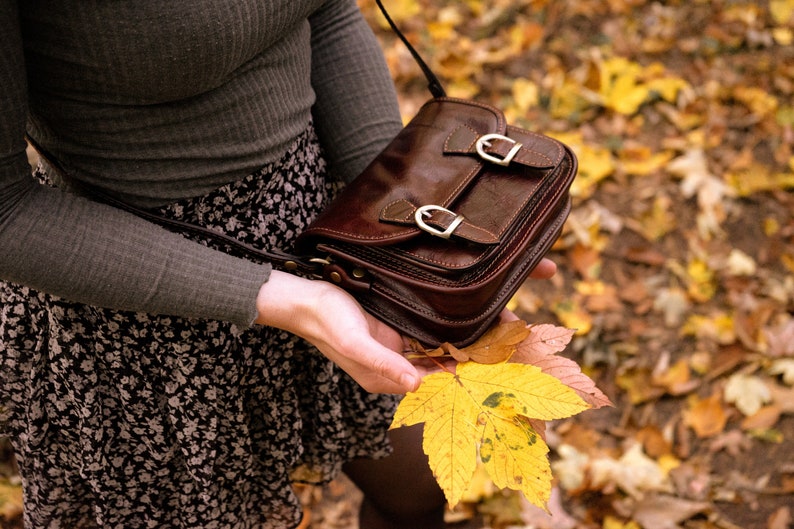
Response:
[342,424,446,529]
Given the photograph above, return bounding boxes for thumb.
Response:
[353,337,421,393]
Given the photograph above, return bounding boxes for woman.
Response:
[0,1,555,527]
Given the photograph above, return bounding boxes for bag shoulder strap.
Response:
[25,133,322,273]
[373,0,446,98]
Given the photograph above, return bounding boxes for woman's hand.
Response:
[255,271,421,394]
[529,257,557,280]
[254,257,557,394]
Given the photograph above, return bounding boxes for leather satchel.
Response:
[28,1,578,347]
[294,96,576,346]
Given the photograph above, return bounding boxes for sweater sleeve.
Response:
[309,0,404,183]
[0,0,269,326]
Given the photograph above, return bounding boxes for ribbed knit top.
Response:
[0,0,403,325]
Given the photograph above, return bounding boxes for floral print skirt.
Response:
[0,123,399,528]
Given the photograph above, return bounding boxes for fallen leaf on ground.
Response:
[724,373,772,416]
[0,480,23,521]
[589,443,674,498]
[683,393,729,438]
[630,494,712,529]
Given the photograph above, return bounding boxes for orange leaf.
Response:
[683,393,728,438]
[740,405,781,431]
[459,320,531,364]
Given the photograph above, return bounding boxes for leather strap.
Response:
[24,132,323,274]
[374,0,446,98]
[380,199,500,244]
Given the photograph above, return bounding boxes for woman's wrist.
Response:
[255,270,320,333]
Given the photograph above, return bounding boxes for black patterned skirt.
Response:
[0,123,399,528]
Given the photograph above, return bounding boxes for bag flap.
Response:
[295,97,571,258]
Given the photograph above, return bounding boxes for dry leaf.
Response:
[462,320,531,364]
[652,358,693,395]
[589,443,673,498]
[740,405,782,430]
[520,324,575,355]
[768,506,792,529]
[726,248,757,276]
[0,481,23,521]
[683,393,728,438]
[764,318,794,357]
[667,149,734,239]
[724,373,772,416]
[631,494,711,529]
[414,321,530,363]
[512,325,612,409]
[653,287,691,327]
[769,359,794,385]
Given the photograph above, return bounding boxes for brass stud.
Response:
[352,268,366,279]
[329,271,342,283]
[284,261,298,271]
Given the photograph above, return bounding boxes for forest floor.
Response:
[2,1,793,528]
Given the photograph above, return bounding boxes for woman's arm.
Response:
[0,0,269,326]
[308,0,404,183]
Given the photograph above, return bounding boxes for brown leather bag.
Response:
[28,1,578,347]
[294,96,576,346]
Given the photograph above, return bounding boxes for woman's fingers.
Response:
[528,257,557,279]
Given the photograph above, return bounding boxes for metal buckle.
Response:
[308,256,331,279]
[414,205,465,239]
[475,133,523,166]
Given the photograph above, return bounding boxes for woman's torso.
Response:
[21,0,324,205]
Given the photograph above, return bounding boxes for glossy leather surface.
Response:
[296,97,577,346]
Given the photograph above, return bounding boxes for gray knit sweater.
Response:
[0,0,402,325]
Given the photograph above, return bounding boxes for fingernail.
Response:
[400,373,418,392]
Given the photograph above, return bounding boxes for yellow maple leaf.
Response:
[680,312,736,345]
[391,362,589,508]
[634,194,677,242]
[511,78,539,114]
[597,57,649,115]
[667,258,717,303]
[549,78,591,120]
[479,410,551,507]
[725,164,794,196]
[372,0,420,26]
[552,298,593,335]
[391,368,481,507]
[646,75,689,103]
[733,86,779,118]
[618,147,674,177]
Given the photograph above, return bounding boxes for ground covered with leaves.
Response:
[2,0,793,528]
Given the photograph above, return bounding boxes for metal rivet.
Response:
[284,261,298,271]
[352,268,366,279]
[329,271,342,283]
